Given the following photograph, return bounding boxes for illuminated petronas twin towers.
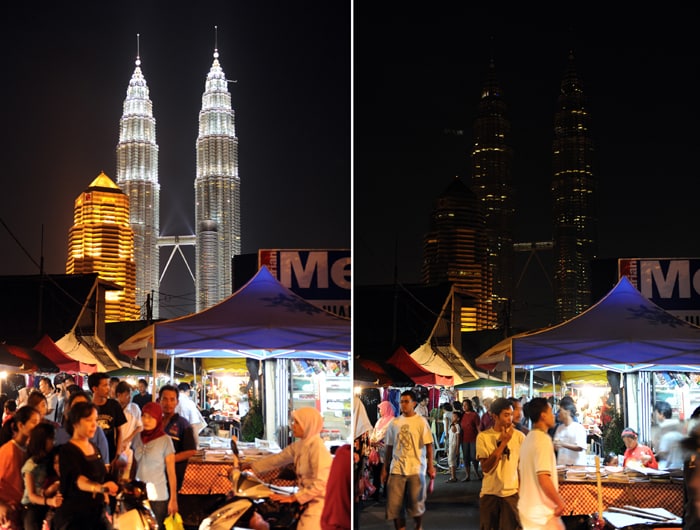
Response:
[116,40,240,318]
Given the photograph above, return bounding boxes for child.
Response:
[446,406,462,483]
[21,423,62,530]
[603,452,619,466]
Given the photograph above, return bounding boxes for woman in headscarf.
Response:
[250,407,332,530]
[131,401,178,528]
[368,401,396,498]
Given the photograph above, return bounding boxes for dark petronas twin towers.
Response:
[422,52,596,330]
[117,46,240,319]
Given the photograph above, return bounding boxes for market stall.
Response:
[476,276,700,447]
[119,266,351,446]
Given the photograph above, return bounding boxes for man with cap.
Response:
[621,427,658,469]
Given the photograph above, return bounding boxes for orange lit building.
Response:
[66,172,140,322]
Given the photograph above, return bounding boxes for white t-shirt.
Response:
[45,392,58,422]
[476,427,525,497]
[385,414,433,476]
[447,412,461,464]
[553,421,587,465]
[175,393,205,429]
[120,402,143,448]
[518,429,559,527]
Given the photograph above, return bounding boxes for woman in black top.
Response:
[53,402,119,530]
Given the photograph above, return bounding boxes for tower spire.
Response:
[136,33,141,66]
[214,25,219,58]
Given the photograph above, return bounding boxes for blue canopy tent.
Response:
[119,266,350,363]
[477,276,700,374]
[511,276,700,372]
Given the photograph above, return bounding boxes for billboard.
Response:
[618,258,700,325]
[259,249,350,318]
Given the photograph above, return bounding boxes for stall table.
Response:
[180,455,296,495]
[559,480,684,517]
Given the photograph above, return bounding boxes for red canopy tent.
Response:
[1,343,59,373]
[355,358,415,387]
[33,334,97,374]
[386,346,454,386]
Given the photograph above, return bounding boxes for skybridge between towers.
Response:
[158,235,196,284]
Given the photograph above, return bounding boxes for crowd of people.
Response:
[0,372,351,530]
[0,373,205,530]
[358,388,700,530]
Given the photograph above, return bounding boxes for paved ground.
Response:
[356,469,483,530]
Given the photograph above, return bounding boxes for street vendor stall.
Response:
[476,276,700,448]
[119,266,351,447]
[179,440,295,495]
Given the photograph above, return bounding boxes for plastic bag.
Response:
[164,512,185,530]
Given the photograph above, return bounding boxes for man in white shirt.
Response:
[381,389,435,530]
[38,377,58,422]
[518,398,567,530]
[552,399,587,466]
[115,380,143,480]
[652,401,685,469]
[175,382,205,445]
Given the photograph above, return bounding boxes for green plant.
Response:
[241,396,264,442]
[601,401,625,456]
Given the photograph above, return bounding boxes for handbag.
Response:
[163,512,185,530]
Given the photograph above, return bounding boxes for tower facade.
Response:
[422,177,495,331]
[552,52,597,322]
[470,59,515,327]
[116,53,160,318]
[66,172,140,322]
[195,48,240,311]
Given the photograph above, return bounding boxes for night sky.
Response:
[0,2,350,318]
[354,8,700,329]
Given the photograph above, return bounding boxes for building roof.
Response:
[0,273,130,371]
[0,274,101,346]
[354,282,456,360]
[87,171,122,191]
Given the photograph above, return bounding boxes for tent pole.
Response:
[191,358,198,407]
[150,344,157,403]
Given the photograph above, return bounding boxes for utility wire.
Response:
[0,217,41,272]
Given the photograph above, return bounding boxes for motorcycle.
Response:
[112,480,159,530]
[199,469,305,530]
